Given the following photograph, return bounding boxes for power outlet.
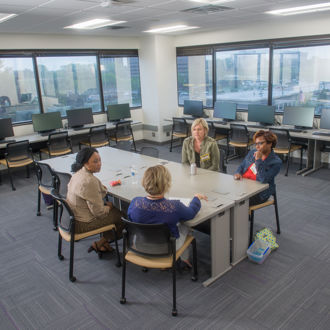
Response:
[152,132,155,137]
[166,131,170,136]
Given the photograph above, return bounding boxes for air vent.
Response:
[182,5,233,14]
[106,25,130,30]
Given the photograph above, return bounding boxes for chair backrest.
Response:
[229,124,249,143]
[48,131,70,152]
[55,171,72,198]
[51,189,74,233]
[270,129,291,149]
[122,217,173,257]
[89,124,108,144]
[114,121,133,139]
[140,146,159,158]
[219,148,227,173]
[35,161,58,189]
[172,117,189,135]
[6,140,32,163]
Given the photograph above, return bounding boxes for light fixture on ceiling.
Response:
[64,19,126,30]
[144,25,199,34]
[188,0,235,4]
[266,2,330,16]
[0,13,17,24]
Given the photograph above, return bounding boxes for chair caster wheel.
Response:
[37,212,41,216]
[58,255,64,261]
[277,230,281,234]
[142,267,148,272]
[120,298,126,304]
[172,310,178,316]
[53,226,58,231]
[98,252,103,259]
[70,276,76,282]
[191,276,198,282]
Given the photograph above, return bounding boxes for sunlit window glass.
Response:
[100,56,141,108]
[272,45,330,115]
[0,57,40,123]
[37,56,101,115]
[177,55,213,107]
[216,48,269,108]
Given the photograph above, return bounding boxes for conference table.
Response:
[40,147,268,287]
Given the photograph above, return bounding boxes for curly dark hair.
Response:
[253,130,278,148]
[71,147,98,173]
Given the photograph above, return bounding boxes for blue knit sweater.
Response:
[127,196,201,238]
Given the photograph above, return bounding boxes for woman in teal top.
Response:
[182,118,220,171]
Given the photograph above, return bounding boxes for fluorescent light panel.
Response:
[267,2,330,16]
[0,13,17,23]
[64,19,126,30]
[189,0,235,4]
[144,25,199,33]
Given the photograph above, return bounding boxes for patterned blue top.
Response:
[127,196,201,238]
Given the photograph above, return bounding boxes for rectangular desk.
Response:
[41,147,268,286]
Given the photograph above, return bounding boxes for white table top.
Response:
[40,147,270,226]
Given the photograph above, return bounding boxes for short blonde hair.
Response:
[142,165,171,196]
[191,118,209,135]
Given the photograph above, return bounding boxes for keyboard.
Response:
[0,139,16,144]
[212,120,228,125]
[288,128,303,133]
[247,124,267,129]
[312,131,330,137]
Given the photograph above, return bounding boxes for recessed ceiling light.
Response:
[266,2,330,16]
[144,25,199,34]
[189,0,235,4]
[64,19,126,30]
[0,13,17,24]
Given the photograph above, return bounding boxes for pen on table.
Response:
[123,175,130,179]
[216,203,223,208]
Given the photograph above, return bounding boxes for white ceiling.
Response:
[0,0,329,37]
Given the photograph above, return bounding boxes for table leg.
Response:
[231,199,249,266]
[203,209,231,287]
[302,139,323,176]
[296,138,314,175]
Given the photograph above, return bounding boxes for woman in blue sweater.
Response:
[234,130,282,206]
[128,165,207,266]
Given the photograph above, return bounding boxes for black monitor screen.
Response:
[213,101,236,120]
[32,112,63,133]
[66,108,94,128]
[107,103,131,122]
[248,104,275,125]
[183,100,204,117]
[283,106,314,128]
[320,108,330,129]
[0,118,14,141]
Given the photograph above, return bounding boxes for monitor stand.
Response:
[72,125,86,131]
[39,129,56,136]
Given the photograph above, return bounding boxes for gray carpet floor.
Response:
[0,142,329,330]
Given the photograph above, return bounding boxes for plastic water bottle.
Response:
[130,166,138,184]
[190,163,197,175]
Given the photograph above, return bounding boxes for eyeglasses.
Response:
[255,141,266,146]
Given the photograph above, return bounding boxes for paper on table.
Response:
[168,197,191,207]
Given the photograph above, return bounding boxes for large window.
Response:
[215,48,269,108]
[177,55,213,107]
[272,45,330,114]
[0,57,40,123]
[37,56,101,115]
[100,56,141,108]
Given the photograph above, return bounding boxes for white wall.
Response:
[174,15,330,47]
[0,33,139,49]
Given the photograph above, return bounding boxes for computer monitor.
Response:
[66,108,94,129]
[248,104,275,126]
[282,106,314,129]
[213,101,236,121]
[0,118,14,142]
[183,100,204,118]
[320,108,330,130]
[107,103,131,122]
[32,112,63,134]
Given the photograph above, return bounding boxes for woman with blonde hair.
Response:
[182,118,220,171]
[128,165,207,266]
